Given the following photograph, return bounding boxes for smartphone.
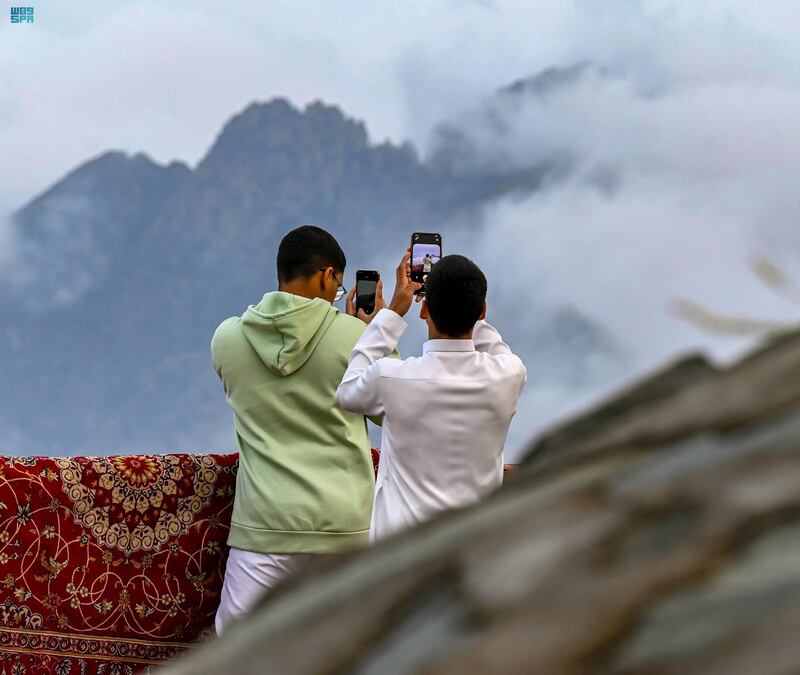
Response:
[410,232,442,295]
[355,269,380,314]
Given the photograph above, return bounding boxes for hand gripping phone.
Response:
[355,269,380,314]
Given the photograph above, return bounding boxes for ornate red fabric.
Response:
[0,454,238,674]
[0,450,503,673]
[371,448,380,478]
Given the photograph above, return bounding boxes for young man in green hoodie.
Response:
[211,225,383,634]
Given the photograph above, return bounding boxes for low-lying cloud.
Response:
[4,1,800,458]
[433,17,800,457]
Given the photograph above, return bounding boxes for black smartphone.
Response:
[355,269,380,314]
[410,232,442,295]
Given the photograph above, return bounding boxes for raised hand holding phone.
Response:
[388,250,422,318]
[347,279,386,324]
[359,279,386,323]
[355,269,380,314]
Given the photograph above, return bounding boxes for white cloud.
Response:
[0,1,407,205]
[437,15,800,458]
[3,0,794,207]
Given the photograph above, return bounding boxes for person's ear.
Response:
[478,302,487,321]
[321,266,334,288]
[419,299,430,320]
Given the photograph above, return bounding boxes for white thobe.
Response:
[336,309,526,541]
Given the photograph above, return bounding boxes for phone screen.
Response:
[356,279,378,314]
[411,241,442,287]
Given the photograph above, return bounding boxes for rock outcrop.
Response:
[167,326,800,675]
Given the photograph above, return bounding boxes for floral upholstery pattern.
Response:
[0,454,238,674]
[58,455,223,554]
[0,449,499,673]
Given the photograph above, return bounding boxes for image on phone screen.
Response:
[411,243,441,283]
[356,279,378,314]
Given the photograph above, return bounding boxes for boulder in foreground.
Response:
[167,326,800,675]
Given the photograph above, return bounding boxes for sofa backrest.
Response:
[0,450,513,673]
[0,453,238,674]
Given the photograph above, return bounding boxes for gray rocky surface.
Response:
[166,326,800,675]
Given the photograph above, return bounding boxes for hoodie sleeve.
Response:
[337,309,407,416]
[210,317,242,392]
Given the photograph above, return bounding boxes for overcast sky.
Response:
[3,1,800,457]
[2,0,799,211]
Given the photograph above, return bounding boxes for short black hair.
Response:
[277,225,346,284]
[425,255,487,336]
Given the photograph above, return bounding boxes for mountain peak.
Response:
[15,150,190,221]
[198,98,370,173]
[501,61,604,97]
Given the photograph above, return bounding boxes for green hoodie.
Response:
[211,291,376,554]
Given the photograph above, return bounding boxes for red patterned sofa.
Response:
[0,454,239,674]
[0,451,509,673]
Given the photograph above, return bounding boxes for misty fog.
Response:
[2,1,800,459]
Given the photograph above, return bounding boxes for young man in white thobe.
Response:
[336,251,526,540]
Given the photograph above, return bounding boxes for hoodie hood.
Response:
[240,291,339,376]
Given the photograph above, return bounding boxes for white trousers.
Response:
[214,548,320,635]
